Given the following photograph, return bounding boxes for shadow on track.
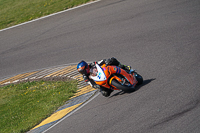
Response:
[110,78,156,98]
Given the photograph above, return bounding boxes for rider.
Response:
[77,57,131,97]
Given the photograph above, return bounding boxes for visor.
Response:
[90,66,98,76]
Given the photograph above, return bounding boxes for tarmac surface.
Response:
[0,0,200,133]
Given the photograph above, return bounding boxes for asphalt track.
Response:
[0,0,200,132]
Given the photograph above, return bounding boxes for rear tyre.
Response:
[110,79,135,92]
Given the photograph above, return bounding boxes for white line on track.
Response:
[0,0,101,32]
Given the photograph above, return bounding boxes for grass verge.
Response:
[0,80,78,133]
[0,0,94,30]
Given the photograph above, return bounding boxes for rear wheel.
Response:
[110,79,135,92]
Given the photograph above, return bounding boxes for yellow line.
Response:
[73,74,82,79]
[44,65,76,77]
[57,65,77,76]
[70,86,96,99]
[0,71,38,85]
[32,102,83,130]
[77,77,83,81]
[44,66,71,77]
[0,74,21,84]
[74,74,83,81]
[17,71,39,80]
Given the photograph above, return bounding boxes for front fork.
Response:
[129,69,138,86]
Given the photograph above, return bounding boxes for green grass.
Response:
[0,80,78,133]
[0,0,94,30]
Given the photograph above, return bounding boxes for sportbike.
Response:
[89,63,143,92]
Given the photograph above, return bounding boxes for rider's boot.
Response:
[100,87,113,97]
[106,57,131,72]
[119,64,131,72]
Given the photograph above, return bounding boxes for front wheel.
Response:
[135,74,143,85]
[110,79,135,92]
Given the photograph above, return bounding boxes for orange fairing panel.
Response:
[108,66,134,85]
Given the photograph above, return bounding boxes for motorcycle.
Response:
[89,63,143,92]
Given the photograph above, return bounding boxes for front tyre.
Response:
[135,74,143,85]
[110,79,135,92]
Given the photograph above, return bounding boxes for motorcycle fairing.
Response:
[89,64,107,82]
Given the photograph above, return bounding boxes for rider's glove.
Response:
[83,75,89,82]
